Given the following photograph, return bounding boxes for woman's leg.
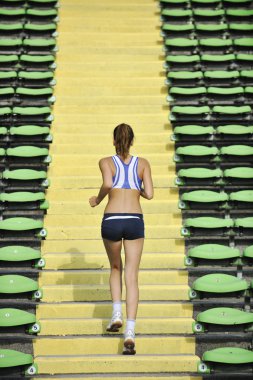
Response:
[123,238,144,320]
[103,238,123,302]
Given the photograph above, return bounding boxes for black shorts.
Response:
[101,213,145,241]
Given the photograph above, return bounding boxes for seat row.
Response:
[0,7,58,21]
[179,189,253,210]
[0,86,55,106]
[0,125,52,142]
[160,0,251,6]
[0,107,53,123]
[176,166,253,185]
[161,8,253,21]
[0,22,57,38]
[171,124,253,142]
[0,71,55,87]
[0,38,57,55]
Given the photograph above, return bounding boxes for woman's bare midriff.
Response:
[104,188,143,214]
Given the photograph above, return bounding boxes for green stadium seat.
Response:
[185,244,240,266]
[13,106,53,122]
[167,86,206,104]
[234,217,253,234]
[26,8,58,21]
[0,38,22,54]
[181,217,234,237]
[189,273,248,300]
[236,54,253,70]
[0,70,17,86]
[6,146,51,164]
[0,308,41,333]
[193,307,253,333]
[212,105,251,120]
[160,0,189,3]
[0,87,15,105]
[0,274,43,298]
[0,107,11,120]
[165,55,200,70]
[204,70,240,85]
[16,87,55,105]
[3,168,49,185]
[0,245,45,267]
[198,347,253,374]
[18,70,56,86]
[20,54,56,70]
[234,38,253,54]
[226,9,253,21]
[9,125,52,142]
[24,22,57,38]
[0,349,37,375]
[23,38,57,54]
[0,7,25,18]
[193,9,225,21]
[161,9,193,21]
[170,106,210,121]
[243,245,253,260]
[174,145,219,163]
[200,54,236,70]
[229,24,253,39]
[224,167,253,184]
[199,38,233,54]
[175,167,223,186]
[220,145,253,161]
[195,23,228,38]
[0,23,23,37]
[166,71,203,86]
[229,190,253,209]
[28,0,58,3]
[179,190,228,210]
[207,86,244,105]
[0,55,18,69]
[240,70,253,85]
[171,125,214,142]
[162,23,194,38]
[165,38,198,53]
[217,124,253,139]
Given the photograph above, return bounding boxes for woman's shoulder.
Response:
[137,156,150,167]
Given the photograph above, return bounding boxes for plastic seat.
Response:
[18,71,55,87]
[230,190,253,209]
[0,8,25,20]
[0,87,15,105]
[195,23,227,38]
[193,9,225,21]
[0,54,18,69]
[0,349,37,375]
[224,167,253,184]
[226,9,253,21]
[6,146,51,164]
[167,71,203,86]
[165,38,198,54]
[207,86,244,105]
[26,8,58,21]
[170,106,210,121]
[9,125,52,142]
[23,38,57,54]
[179,190,228,210]
[175,167,222,186]
[171,125,214,142]
[160,0,189,3]
[229,24,253,39]
[162,23,195,38]
[235,217,253,233]
[24,22,57,37]
[198,347,253,374]
[185,244,240,266]
[236,54,253,70]
[174,145,219,163]
[3,168,49,184]
[16,87,54,106]
[0,38,22,54]
[13,106,53,122]
[234,38,253,54]
[220,145,253,161]
[0,308,40,333]
[167,86,206,104]
[165,55,200,70]
[0,23,23,37]
[240,70,253,85]
[0,274,42,298]
[193,307,253,333]
[20,54,56,70]
[0,71,17,86]
[199,38,233,54]
[204,70,239,85]
[181,217,234,237]
[243,245,253,260]
[161,9,193,21]
[189,273,248,299]
[200,54,236,71]
[217,124,253,140]
[0,245,45,267]
[212,105,251,120]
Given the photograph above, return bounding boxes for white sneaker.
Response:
[106,311,123,332]
[123,329,136,355]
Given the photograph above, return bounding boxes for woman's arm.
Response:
[89,158,112,207]
[140,159,153,200]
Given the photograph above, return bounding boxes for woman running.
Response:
[89,123,153,355]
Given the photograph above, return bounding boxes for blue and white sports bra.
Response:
[112,155,142,191]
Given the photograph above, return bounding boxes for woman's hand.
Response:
[89,196,99,207]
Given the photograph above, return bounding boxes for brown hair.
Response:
[113,123,134,160]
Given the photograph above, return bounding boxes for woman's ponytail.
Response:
[113,123,134,159]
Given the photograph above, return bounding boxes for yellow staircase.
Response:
[33,0,200,377]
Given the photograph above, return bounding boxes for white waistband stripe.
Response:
[104,216,140,221]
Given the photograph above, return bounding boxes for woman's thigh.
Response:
[123,238,144,275]
[103,239,123,268]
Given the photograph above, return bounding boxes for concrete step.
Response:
[51,122,171,133]
[34,355,198,374]
[39,269,188,286]
[36,302,193,319]
[34,336,195,355]
[41,284,188,302]
[38,317,193,335]
[42,238,184,254]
